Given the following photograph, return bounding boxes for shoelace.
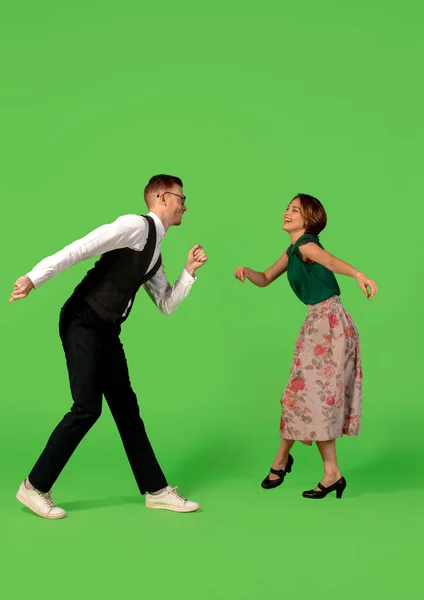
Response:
[168,486,188,503]
[36,490,55,510]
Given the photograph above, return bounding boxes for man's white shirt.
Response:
[26,212,195,316]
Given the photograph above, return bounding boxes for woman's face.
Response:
[282,198,307,233]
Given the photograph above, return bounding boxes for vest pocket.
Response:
[85,279,126,311]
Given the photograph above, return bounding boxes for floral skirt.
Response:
[280,295,362,444]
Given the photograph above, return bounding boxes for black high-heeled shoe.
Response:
[261,454,294,489]
[302,476,347,499]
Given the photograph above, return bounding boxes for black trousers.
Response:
[28,299,167,494]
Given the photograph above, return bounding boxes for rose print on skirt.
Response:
[280,296,362,443]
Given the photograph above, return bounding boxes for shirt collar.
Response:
[148,211,166,240]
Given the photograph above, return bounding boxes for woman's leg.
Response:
[268,438,296,480]
[314,439,342,488]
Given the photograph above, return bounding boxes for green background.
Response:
[1,1,422,598]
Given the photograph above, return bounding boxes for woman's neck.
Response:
[289,230,306,245]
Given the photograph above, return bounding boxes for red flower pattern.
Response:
[290,378,305,393]
[345,326,353,338]
[313,344,328,357]
[280,298,361,442]
[329,314,339,328]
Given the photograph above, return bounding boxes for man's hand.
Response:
[185,244,208,277]
[9,276,35,303]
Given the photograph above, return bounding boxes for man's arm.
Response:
[9,215,148,303]
[144,244,207,315]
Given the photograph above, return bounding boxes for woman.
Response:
[234,194,378,499]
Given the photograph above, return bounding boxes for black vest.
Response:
[70,215,162,323]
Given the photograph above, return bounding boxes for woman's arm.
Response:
[299,242,378,299]
[234,251,289,288]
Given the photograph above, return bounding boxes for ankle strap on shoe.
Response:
[270,468,284,476]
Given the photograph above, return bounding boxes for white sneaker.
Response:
[145,486,200,513]
[16,479,67,520]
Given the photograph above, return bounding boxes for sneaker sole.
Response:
[16,492,67,520]
[145,502,200,513]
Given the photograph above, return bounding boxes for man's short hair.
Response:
[144,174,183,201]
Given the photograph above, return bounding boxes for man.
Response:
[10,174,207,519]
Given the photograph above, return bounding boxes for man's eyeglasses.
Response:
[158,191,186,203]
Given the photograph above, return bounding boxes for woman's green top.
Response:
[286,233,340,305]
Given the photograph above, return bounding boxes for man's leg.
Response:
[27,303,103,493]
[102,333,200,513]
[102,334,167,495]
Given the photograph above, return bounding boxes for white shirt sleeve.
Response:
[143,264,196,315]
[26,215,148,289]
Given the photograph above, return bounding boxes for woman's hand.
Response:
[234,266,249,282]
[356,273,378,299]
[234,253,288,287]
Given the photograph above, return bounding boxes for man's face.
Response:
[161,184,187,226]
